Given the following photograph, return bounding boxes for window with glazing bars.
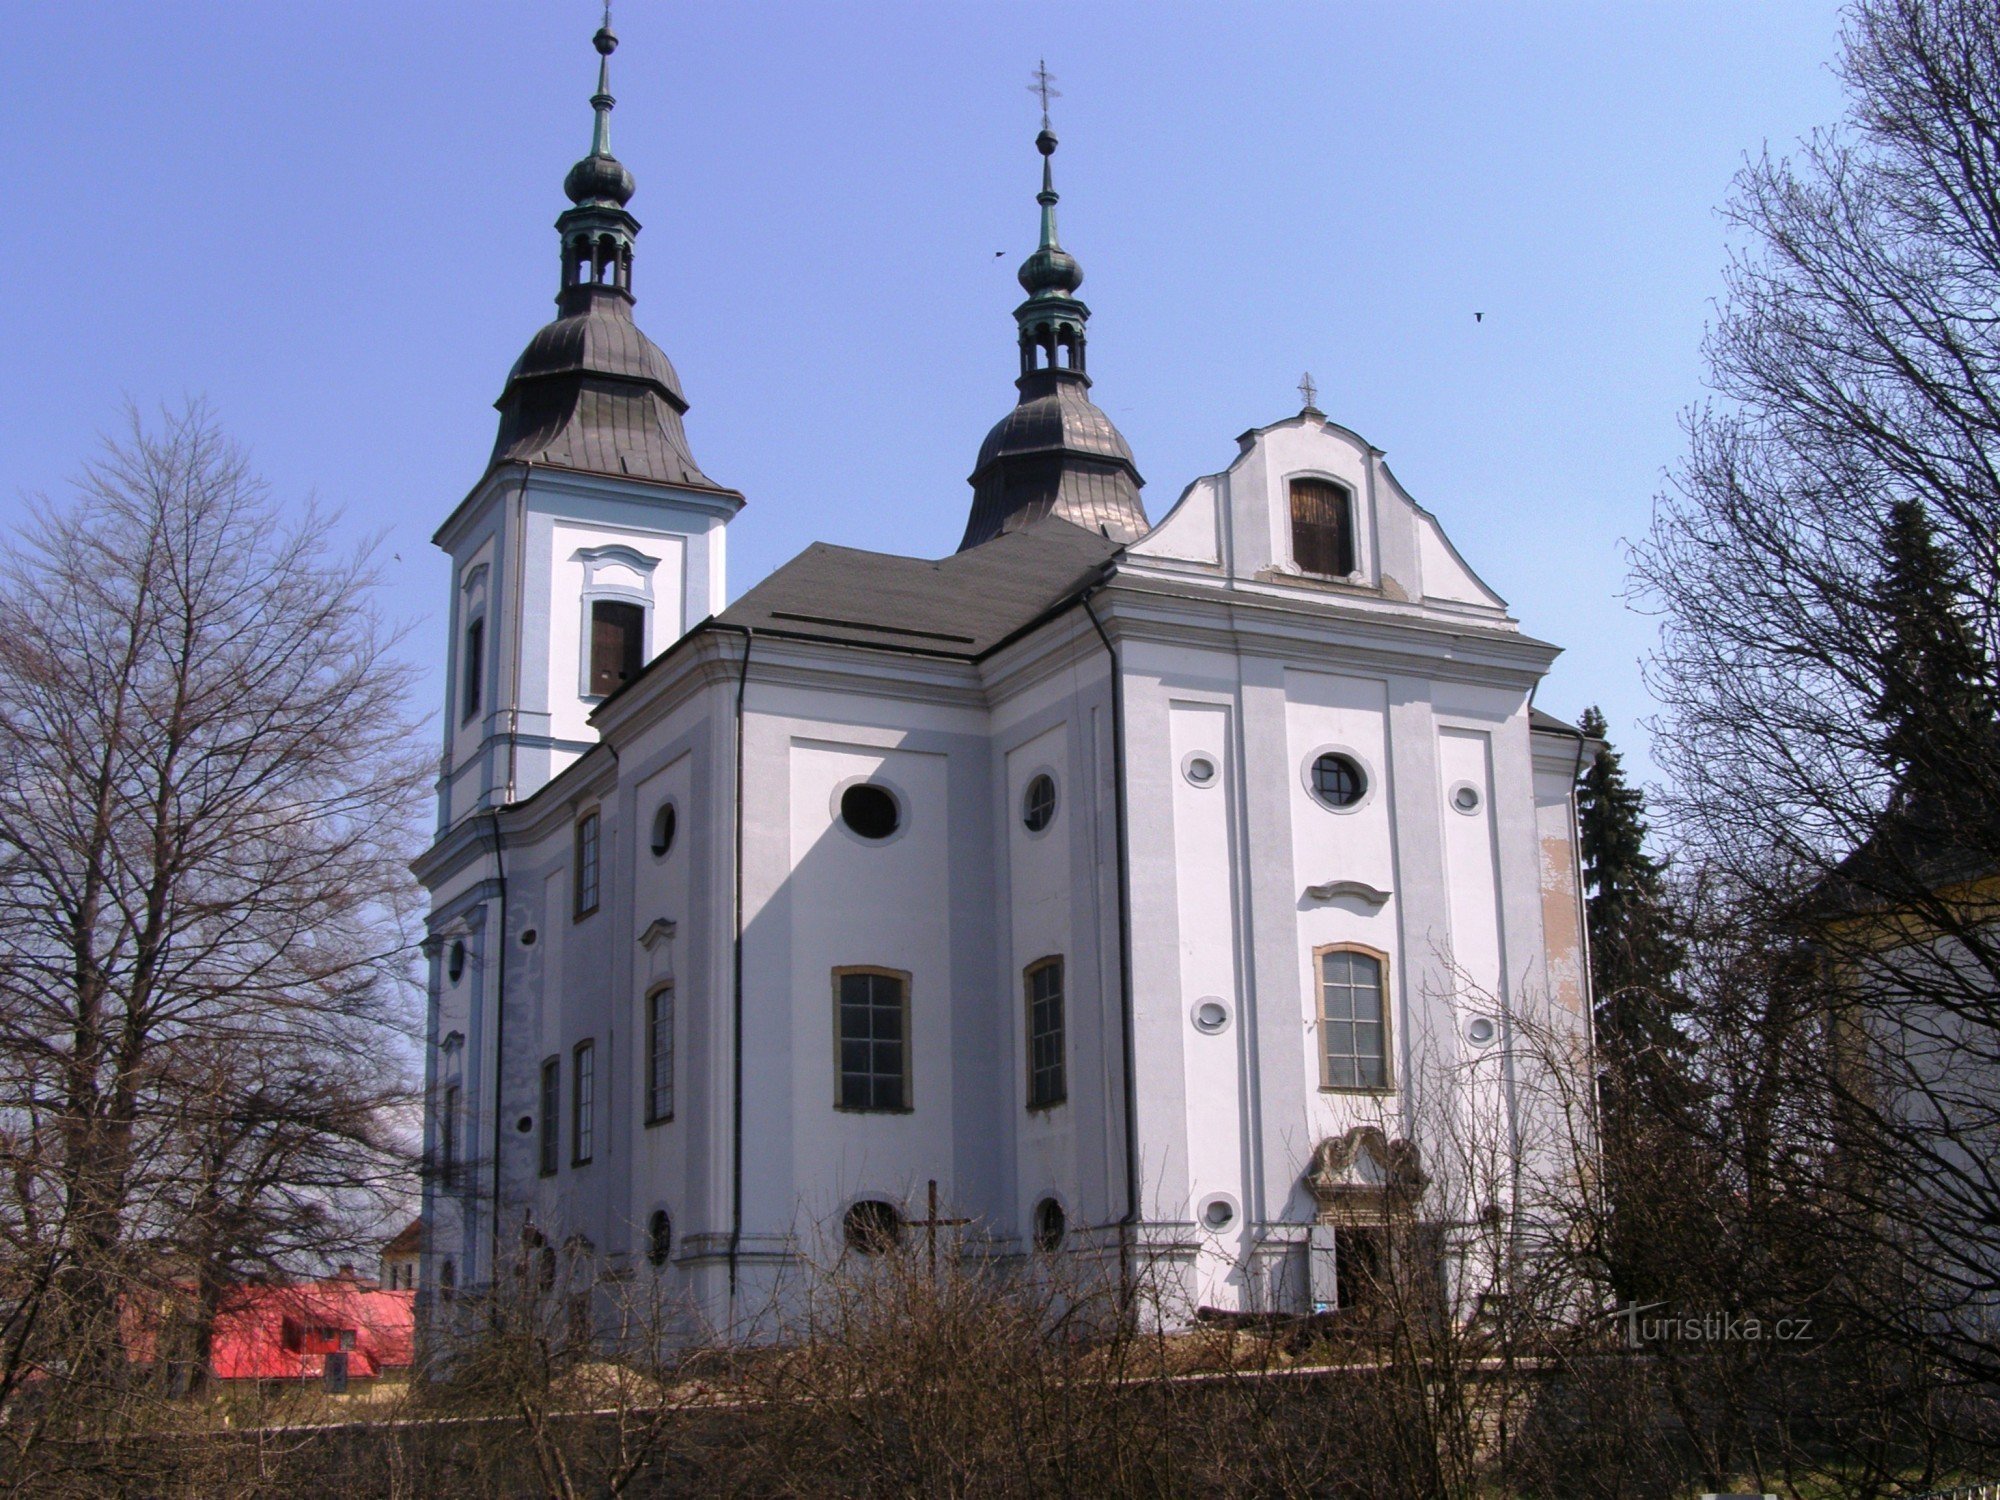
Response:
[539,1057,560,1175]
[440,1083,460,1186]
[835,970,908,1111]
[1290,478,1356,577]
[1318,948,1389,1089]
[572,1040,595,1164]
[1026,958,1066,1109]
[647,986,674,1123]
[574,813,599,918]
[461,617,484,722]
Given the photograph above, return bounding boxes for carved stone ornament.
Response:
[1303,1126,1427,1224]
[1302,879,1390,907]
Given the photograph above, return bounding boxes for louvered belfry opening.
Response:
[1290,478,1356,577]
[590,600,644,696]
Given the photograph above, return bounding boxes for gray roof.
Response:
[960,369,1148,551]
[1529,707,1587,737]
[489,284,722,491]
[716,516,1122,659]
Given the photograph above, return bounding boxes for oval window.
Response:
[651,802,677,856]
[1033,1196,1066,1253]
[1467,1016,1498,1047]
[840,784,900,841]
[1022,773,1057,833]
[843,1199,903,1255]
[1193,999,1229,1035]
[1184,755,1218,787]
[648,1209,673,1267]
[1311,753,1366,809]
[447,940,466,983]
[1201,1198,1236,1231]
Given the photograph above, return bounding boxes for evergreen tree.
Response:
[1577,706,1688,1084]
[1868,497,1992,799]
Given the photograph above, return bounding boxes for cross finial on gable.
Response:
[1030,60,1061,130]
[1299,371,1319,412]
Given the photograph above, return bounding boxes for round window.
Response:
[1183,754,1219,788]
[1022,773,1057,833]
[843,1199,903,1255]
[840,784,900,841]
[516,1115,534,1134]
[1466,1016,1498,1047]
[1450,783,1482,815]
[648,1209,673,1267]
[520,928,538,947]
[651,802,678,856]
[1033,1196,1066,1253]
[1201,1198,1236,1231]
[1193,998,1230,1035]
[1311,753,1366,809]
[447,940,466,983]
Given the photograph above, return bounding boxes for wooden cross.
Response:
[1299,371,1318,410]
[909,1178,972,1275]
[1030,61,1061,130]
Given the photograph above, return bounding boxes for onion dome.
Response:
[959,111,1146,551]
[486,11,725,493]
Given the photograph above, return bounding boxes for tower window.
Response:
[835,968,910,1112]
[839,784,900,841]
[1290,478,1356,577]
[574,812,600,918]
[1026,957,1066,1110]
[572,1040,596,1165]
[440,1083,460,1188]
[1318,946,1390,1091]
[647,984,674,1124]
[1311,753,1367,810]
[589,600,646,697]
[648,1209,673,1267]
[1033,1197,1066,1253]
[1022,773,1057,833]
[539,1057,560,1175]
[461,617,485,722]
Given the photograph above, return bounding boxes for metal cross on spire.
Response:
[1299,371,1319,410]
[1030,60,1061,130]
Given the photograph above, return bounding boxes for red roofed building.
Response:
[205,1275,415,1388]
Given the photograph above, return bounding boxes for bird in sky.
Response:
[1475,312,1484,322]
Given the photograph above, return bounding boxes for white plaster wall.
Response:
[1007,724,1078,1223]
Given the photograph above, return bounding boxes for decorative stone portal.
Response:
[1303,1126,1428,1314]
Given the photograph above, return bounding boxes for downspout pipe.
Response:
[486,807,508,1287]
[708,624,755,1315]
[1081,588,1140,1307]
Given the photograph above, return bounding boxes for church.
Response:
[416,18,1596,1333]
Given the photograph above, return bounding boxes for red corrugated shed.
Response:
[206,1277,415,1382]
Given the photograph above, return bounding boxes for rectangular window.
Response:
[647,986,674,1123]
[461,616,484,722]
[1318,947,1389,1090]
[1290,478,1356,578]
[574,813,600,918]
[835,969,909,1112]
[440,1083,460,1186]
[589,599,646,697]
[539,1057,560,1175]
[572,1040,596,1164]
[1026,958,1066,1110]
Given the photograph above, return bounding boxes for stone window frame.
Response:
[831,966,914,1114]
[645,982,674,1125]
[1313,941,1394,1093]
[1024,956,1067,1111]
[574,544,660,702]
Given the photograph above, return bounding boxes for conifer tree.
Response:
[1577,706,1688,1088]
[1868,497,1992,799]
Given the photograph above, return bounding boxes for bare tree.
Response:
[0,402,427,1467]
[1632,0,2000,1399]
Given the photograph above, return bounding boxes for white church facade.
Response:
[416,21,1596,1333]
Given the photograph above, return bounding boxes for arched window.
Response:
[1316,944,1391,1091]
[1290,478,1356,578]
[1033,1197,1066,1253]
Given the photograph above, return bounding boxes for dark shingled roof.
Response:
[961,369,1148,551]
[717,516,1122,659]
[490,284,722,491]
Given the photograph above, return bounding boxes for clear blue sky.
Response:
[0,2,1850,786]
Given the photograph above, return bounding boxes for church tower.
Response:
[959,95,1148,551]
[431,14,742,828]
